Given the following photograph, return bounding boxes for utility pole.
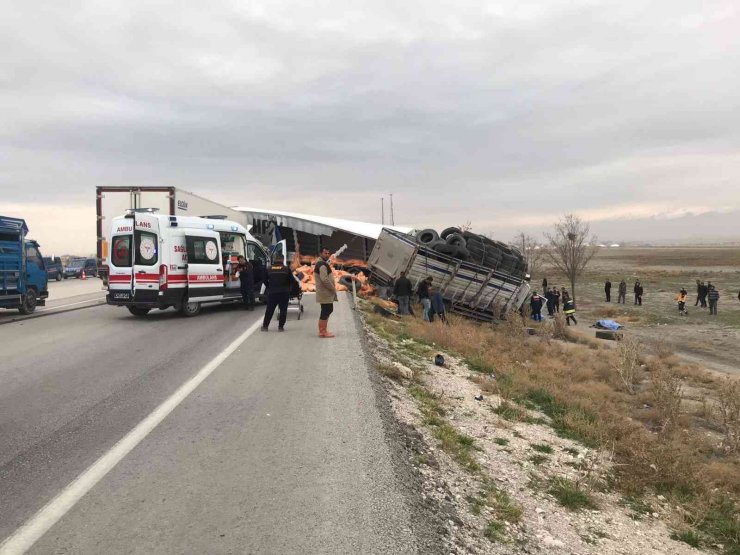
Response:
[389,193,395,225]
[381,197,385,225]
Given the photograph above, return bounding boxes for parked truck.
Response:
[96,186,249,283]
[0,216,49,314]
[368,228,530,321]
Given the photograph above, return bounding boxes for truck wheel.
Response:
[127,306,151,317]
[445,233,467,247]
[180,300,201,317]
[56,272,62,281]
[440,227,461,239]
[19,290,37,315]
[416,229,439,245]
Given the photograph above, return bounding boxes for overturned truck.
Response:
[368,227,531,322]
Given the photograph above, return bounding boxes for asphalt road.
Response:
[0,298,420,554]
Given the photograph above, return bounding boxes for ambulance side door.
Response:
[185,231,223,301]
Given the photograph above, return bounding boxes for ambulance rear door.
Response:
[108,217,135,302]
[132,213,161,305]
[185,231,223,301]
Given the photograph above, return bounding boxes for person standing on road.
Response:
[315,247,338,338]
[675,288,688,315]
[563,299,578,326]
[530,292,543,322]
[393,270,413,315]
[604,279,612,302]
[236,256,255,311]
[618,280,627,304]
[417,276,432,322]
[261,257,293,332]
[707,285,720,316]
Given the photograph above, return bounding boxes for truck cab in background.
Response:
[0,216,49,314]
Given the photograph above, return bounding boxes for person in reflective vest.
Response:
[563,299,577,326]
[261,257,293,332]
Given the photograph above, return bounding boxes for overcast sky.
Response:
[2,1,739,254]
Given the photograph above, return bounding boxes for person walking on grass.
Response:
[695,279,702,307]
[633,279,642,305]
[563,298,577,326]
[417,276,432,322]
[675,288,688,316]
[604,279,612,302]
[315,247,338,338]
[707,285,720,316]
[530,292,543,322]
[393,270,413,315]
[261,256,293,332]
[545,288,555,317]
[618,279,627,304]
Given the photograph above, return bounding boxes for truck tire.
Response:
[440,227,461,239]
[127,306,151,317]
[431,241,460,257]
[445,233,466,247]
[180,300,202,317]
[19,289,37,315]
[55,272,62,281]
[416,229,439,245]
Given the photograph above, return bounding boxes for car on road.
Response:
[43,256,65,281]
[64,257,97,279]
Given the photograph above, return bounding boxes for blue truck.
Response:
[0,216,49,314]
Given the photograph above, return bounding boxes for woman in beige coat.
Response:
[314,247,338,338]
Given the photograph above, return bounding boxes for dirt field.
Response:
[541,247,740,375]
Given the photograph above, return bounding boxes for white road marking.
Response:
[0,318,264,555]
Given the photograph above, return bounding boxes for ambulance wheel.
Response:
[181,301,201,317]
[18,290,37,315]
[127,306,150,317]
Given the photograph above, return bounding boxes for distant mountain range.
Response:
[587,210,739,246]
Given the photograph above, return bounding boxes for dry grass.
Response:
[365,309,740,552]
[612,336,642,395]
[715,378,740,454]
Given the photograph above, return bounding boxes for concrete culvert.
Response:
[416,228,439,245]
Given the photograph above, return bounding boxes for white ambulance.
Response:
[106,210,279,317]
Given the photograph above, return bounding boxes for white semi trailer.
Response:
[96,186,248,282]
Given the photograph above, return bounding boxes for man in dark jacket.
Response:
[699,281,708,308]
[618,280,627,304]
[393,270,413,315]
[694,279,702,307]
[530,292,543,322]
[604,279,612,302]
[634,280,643,305]
[553,287,561,312]
[236,256,255,310]
[261,257,293,331]
[707,285,720,315]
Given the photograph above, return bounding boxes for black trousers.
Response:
[263,292,289,328]
[320,303,334,321]
[605,289,611,302]
[240,281,255,307]
[566,314,577,325]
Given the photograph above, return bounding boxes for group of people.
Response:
[531,278,577,325]
[692,280,723,316]
[231,248,339,338]
[604,279,643,305]
[392,271,447,323]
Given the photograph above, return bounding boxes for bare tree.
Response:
[512,232,543,279]
[544,214,597,303]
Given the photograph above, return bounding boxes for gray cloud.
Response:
[1,0,739,251]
